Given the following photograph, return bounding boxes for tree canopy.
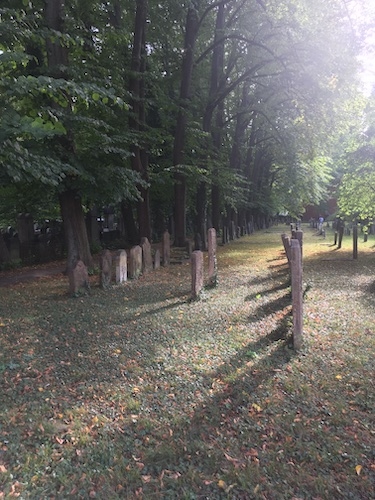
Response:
[0,0,372,252]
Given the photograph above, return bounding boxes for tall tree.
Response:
[45,0,93,272]
[172,4,200,246]
[129,0,151,241]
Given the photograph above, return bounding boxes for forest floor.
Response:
[0,225,374,499]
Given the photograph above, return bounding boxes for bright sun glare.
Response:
[353,0,375,93]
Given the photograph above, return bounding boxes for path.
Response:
[0,262,65,287]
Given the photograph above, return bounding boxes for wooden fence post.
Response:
[291,239,303,350]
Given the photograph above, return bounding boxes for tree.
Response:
[337,98,375,223]
[0,1,143,270]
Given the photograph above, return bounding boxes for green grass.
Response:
[0,225,374,499]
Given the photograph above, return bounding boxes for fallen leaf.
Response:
[218,479,227,489]
[355,465,362,475]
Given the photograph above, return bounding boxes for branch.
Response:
[195,34,282,66]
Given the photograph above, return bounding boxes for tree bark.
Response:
[59,190,94,272]
[45,0,93,273]
[0,234,10,264]
[196,2,225,242]
[129,0,151,241]
[173,6,199,246]
[45,0,68,75]
[121,200,139,246]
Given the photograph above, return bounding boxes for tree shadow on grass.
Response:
[136,314,294,497]
[245,281,290,302]
[248,293,291,323]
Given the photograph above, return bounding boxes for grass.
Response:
[0,224,374,499]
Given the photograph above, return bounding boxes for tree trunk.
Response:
[0,234,10,264]
[45,0,93,273]
[173,6,199,246]
[196,2,225,242]
[59,190,94,272]
[45,0,68,75]
[121,200,139,246]
[129,0,151,241]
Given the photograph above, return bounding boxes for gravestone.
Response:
[129,245,142,279]
[68,260,90,296]
[141,237,153,273]
[191,250,204,300]
[154,249,161,269]
[115,250,127,284]
[207,228,217,287]
[162,230,170,266]
[291,239,303,350]
[100,249,112,289]
[281,233,292,263]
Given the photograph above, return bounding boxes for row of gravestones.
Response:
[68,232,171,296]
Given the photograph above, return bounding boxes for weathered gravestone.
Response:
[141,237,153,274]
[281,233,292,264]
[100,249,112,289]
[162,230,170,266]
[68,260,90,296]
[115,250,127,284]
[207,227,217,287]
[291,239,303,350]
[191,250,204,300]
[154,249,161,269]
[129,245,142,279]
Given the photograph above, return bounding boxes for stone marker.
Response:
[295,230,303,259]
[207,227,217,286]
[141,237,153,273]
[68,260,90,296]
[281,233,292,263]
[291,239,303,350]
[162,230,170,266]
[129,245,142,279]
[100,249,112,289]
[115,249,127,283]
[191,250,204,300]
[154,249,161,269]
